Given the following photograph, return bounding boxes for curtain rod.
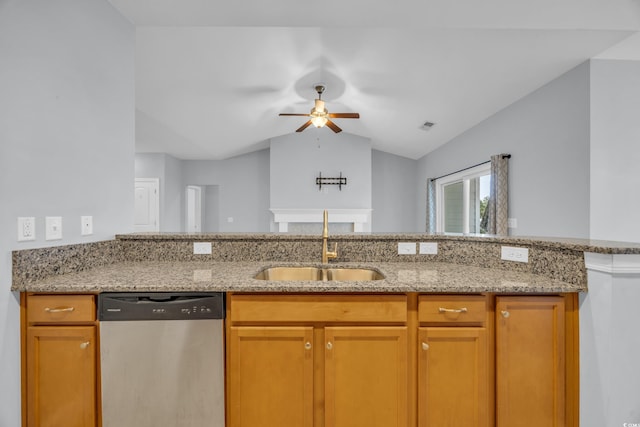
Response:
[430,154,511,182]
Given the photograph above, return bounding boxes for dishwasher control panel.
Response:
[98,292,225,321]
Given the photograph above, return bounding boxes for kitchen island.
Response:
[12,233,640,427]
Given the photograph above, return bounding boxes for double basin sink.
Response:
[254,266,384,282]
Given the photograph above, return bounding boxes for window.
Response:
[436,163,491,234]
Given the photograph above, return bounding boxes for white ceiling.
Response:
[109,0,640,160]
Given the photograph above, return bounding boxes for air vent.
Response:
[420,121,435,131]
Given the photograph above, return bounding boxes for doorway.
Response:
[186,185,202,233]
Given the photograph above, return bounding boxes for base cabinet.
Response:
[228,326,314,427]
[418,327,488,427]
[26,326,97,427]
[325,327,407,427]
[496,296,566,427]
[22,294,98,427]
[226,294,409,427]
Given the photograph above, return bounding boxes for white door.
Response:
[186,185,202,233]
[134,178,159,232]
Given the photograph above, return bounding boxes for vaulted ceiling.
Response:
[108,0,640,160]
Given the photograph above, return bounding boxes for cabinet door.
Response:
[26,326,96,427]
[496,296,565,427]
[228,326,314,427]
[418,327,488,427]
[324,326,408,427]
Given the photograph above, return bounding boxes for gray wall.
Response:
[372,150,420,232]
[0,1,134,425]
[135,153,183,231]
[183,149,271,232]
[417,61,591,239]
[270,131,372,209]
[590,59,640,242]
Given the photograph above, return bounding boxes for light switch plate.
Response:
[398,242,417,255]
[501,246,529,263]
[419,242,438,255]
[45,216,63,240]
[193,242,212,255]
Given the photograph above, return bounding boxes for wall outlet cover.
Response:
[193,242,212,255]
[501,246,529,263]
[81,216,93,236]
[17,217,36,241]
[419,242,438,255]
[398,242,417,255]
[45,216,63,241]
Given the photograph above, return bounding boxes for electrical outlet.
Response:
[81,216,93,236]
[193,242,212,255]
[45,216,63,240]
[398,242,417,255]
[17,217,36,241]
[508,218,518,228]
[501,246,529,263]
[419,242,438,255]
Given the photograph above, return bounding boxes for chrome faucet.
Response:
[322,210,338,263]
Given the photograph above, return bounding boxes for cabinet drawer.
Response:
[27,294,95,323]
[419,295,487,325]
[230,294,407,323]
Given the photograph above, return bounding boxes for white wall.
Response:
[372,150,420,232]
[0,1,134,425]
[270,131,372,209]
[417,62,591,239]
[590,59,640,242]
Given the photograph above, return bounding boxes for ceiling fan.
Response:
[279,85,360,133]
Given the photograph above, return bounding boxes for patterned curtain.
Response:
[426,178,436,233]
[487,154,509,235]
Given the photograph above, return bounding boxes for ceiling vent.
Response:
[420,121,435,131]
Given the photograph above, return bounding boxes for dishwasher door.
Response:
[99,293,224,427]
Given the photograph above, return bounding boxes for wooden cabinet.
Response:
[495,296,566,427]
[324,327,407,427]
[22,294,98,427]
[227,294,408,427]
[417,295,490,427]
[228,326,314,427]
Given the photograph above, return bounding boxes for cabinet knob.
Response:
[305,342,311,350]
[326,342,333,350]
[79,341,90,350]
[422,342,429,351]
[501,310,510,318]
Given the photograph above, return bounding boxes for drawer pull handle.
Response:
[44,307,75,313]
[79,341,90,350]
[422,342,429,351]
[305,342,312,350]
[326,342,333,350]
[438,307,468,314]
[501,310,510,318]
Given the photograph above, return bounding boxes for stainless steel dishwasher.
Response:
[98,292,225,427]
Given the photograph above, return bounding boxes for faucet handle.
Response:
[327,243,338,260]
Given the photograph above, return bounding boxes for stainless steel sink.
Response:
[254,266,384,281]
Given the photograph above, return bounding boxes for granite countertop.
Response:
[12,260,584,294]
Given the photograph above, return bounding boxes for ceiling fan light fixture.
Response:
[311,116,328,128]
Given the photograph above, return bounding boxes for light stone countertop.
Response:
[12,260,585,294]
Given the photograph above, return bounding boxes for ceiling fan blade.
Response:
[296,120,313,132]
[280,113,310,117]
[328,113,360,119]
[325,120,342,133]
